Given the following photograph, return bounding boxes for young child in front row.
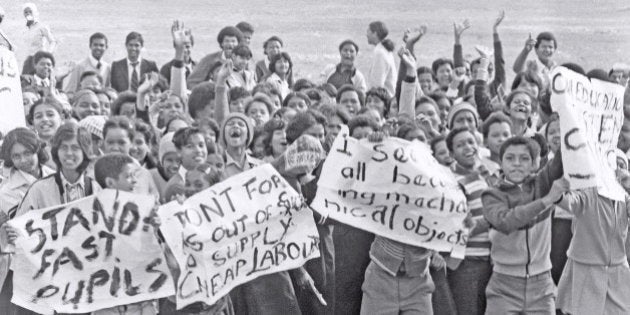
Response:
[92,153,156,315]
[555,155,630,315]
[481,136,566,314]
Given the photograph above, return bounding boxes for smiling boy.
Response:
[481,136,566,314]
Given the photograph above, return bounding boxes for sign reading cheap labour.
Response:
[550,66,626,200]
[158,164,320,309]
[8,190,174,314]
[311,134,469,257]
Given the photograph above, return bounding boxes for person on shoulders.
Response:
[64,32,111,94]
[110,31,159,93]
[255,36,294,86]
[366,21,396,95]
[512,31,558,88]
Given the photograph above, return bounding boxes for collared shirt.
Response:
[60,172,86,203]
[33,74,50,87]
[0,166,54,216]
[23,21,55,56]
[89,53,103,70]
[327,63,356,89]
[265,72,290,99]
[127,57,142,86]
[224,152,261,179]
[177,165,188,185]
[533,57,556,88]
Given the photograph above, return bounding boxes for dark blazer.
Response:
[110,58,159,92]
[160,59,196,85]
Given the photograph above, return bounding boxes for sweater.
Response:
[367,43,396,96]
[481,153,563,277]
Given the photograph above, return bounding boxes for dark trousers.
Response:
[551,218,573,284]
[295,223,335,314]
[447,257,492,315]
[430,266,457,315]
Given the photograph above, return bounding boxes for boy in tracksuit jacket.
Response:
[481,136,566,314]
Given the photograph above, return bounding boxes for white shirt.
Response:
[33,74,50,87]
[23,21,56,56]
[368,42,396,96]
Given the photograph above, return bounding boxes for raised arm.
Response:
[512,33,536,73]
[170,20,190,106]
[453,19,470,68]
[396,47,417,121]
[473,57,494,120]
[395,26,427,103]
[214,60,233,126]
[483,177,568,234]
[491,11,506,92]
[135,73,158,125]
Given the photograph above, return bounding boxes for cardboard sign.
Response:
[311,134,469,257]
[158,164,320,309]
[8,190,174,314]
[550,66,626,200]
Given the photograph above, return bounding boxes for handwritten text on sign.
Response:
[550,66,626,200]
[8,190,174,314]
[158,164,320,309]
[311,135,468,256]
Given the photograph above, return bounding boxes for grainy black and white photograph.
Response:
[0,0,628,314]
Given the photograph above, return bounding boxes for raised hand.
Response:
[453,19,471,43]
[171,20,190,49]
[493,10,505,32]
[215,59,234,83]
[524,32,537,52]
[403,25,428,45]
[398,47,417,70]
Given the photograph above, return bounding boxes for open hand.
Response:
[524,32,536,52]
[403,25,427,45]
[216,59,233,83]
[453,19,471,42]
[493,10,505,32]
[171,20,191,50]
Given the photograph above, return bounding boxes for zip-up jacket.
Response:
[481,153,563,277]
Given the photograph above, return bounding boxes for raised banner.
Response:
[7,190,174,314]
[158,164,320,309]
[311,134,469,257]
[0,46,26,136]
[550,66,626,200]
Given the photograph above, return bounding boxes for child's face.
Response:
[509,93,533,121]
[103,127,132,155]
[119,102,136,119]
[185,170,212,196]
[433,140,453,166]
[251,136,266,159]
[179,133,207,170]
[108,163,138,192]
[161,152,180,179]
[339,91,361,115]
[274,57,290,76]
[130,135,150,162]
[232,55,249,71]
[265,40,282,58]
[246,102,270,126]
[339,43,357,66]
[366,96,385,117]
[207,154,224,172]
[546,120,561,152]
[57,137,84,173]
[501,144,535,184]
[80,75,101,90]
[451,131,478,168]
[452,111,476,132]
[286,96,308,113]
[416,102,442,129]
[224,118,249,148]
[229,97,245,113]
[418,73,434,95]
[271,129,288,157]
[486,122,512,155]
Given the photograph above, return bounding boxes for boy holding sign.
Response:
[92,153,158,315]
[481,136,566,314]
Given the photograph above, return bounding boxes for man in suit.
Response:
[110,31,158,93]
[186,26,242,88]
[63,32,111,94]
[160,30,195,85]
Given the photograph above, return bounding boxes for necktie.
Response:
[96,61,102,70]
[185,65,191,78]
[130,61,139,92]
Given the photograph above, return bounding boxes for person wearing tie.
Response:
[63,32,111,94]
[110,31,158,93]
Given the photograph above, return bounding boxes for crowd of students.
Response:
[0,3,629,315]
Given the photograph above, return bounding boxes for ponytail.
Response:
[381,38,395,52]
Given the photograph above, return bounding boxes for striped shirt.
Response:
[452,163,491,257]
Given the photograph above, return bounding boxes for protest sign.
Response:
[158,164,320,309]
[550,66,626,200]
[311,134,469,257]
[7,190,175,314]
[0,46,26,136]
